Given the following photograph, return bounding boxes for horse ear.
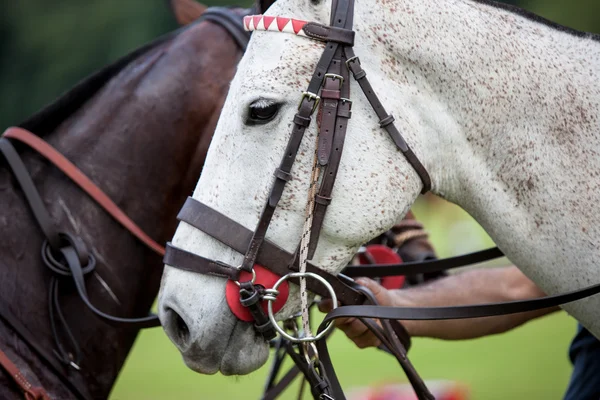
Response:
[255,0,277,14]
[168,0,207,26]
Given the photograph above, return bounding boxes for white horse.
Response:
[158,0,600,376]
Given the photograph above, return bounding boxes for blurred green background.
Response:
[2,0,599,399]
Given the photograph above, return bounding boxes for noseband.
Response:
[164,1,600,399]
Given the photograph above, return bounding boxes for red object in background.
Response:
[357,245,406,289]
[226,265,289,322]
[348,381,470,400]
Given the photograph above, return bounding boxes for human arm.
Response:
[318,266,559,348]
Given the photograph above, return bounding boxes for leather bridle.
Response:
[0,7,251,400]
[164,1,600,399]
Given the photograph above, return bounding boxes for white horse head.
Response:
[158,0,600,376]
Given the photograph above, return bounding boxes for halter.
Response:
[164,1,600,399]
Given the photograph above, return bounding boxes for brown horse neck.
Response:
[0,16,244,399]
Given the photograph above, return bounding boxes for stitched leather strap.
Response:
[164,244,241,280]
[172,197,366,305]
[0,349,51,400]
[302,23,355,45]
[308,51,352,259]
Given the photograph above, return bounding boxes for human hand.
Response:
[317,278,400,349]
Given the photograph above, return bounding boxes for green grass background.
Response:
[110,197,579,400]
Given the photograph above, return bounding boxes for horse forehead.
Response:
[240,32,324,87]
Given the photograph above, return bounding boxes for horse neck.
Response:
[359,0,600,292]
[0,27,227,398]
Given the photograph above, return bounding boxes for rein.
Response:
[164,0,600,399]
[0,7,251,400]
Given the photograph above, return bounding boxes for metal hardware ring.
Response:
[234,267,257,287]
[266,272,338,343]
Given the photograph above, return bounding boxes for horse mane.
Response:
[472,0,600,42]
[17,25,191,136]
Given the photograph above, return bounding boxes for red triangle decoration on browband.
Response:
[276,17,290,31]
[291,19,306,34]
[263,15,275,30]
[253,15,262,29]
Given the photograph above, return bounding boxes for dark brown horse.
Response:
[0,2,251,398]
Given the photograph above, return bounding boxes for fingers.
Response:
[317,299,334,313]
[355,278,394,306]
[353,330,382,349]
[315,278,395,350]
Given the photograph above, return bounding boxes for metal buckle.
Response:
[345,55,360,68]
[266,272,338,343]
[298,91,321,114]
[324,73,344,89]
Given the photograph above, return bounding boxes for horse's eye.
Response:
[247,100,280,125]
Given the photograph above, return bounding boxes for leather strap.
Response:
[302,23,355,46]
[323,280,600,322]
[0,136,62,251]
[173,197,365,306]
[2,127,165,256]
[164,243,241,280]
[343,246,504,277]
[308,51,352,259]
[317,59,342,166]
[343,48,432,194]
[0,349,51,400]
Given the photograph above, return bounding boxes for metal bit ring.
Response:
[266,272,338,343]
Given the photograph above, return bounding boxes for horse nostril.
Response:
[163,307,191,350]
[175,312,190,343]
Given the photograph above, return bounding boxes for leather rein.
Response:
[164,1,600,399]
[0,7,251,400]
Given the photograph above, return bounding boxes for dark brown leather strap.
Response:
[302,23,355,46]
[238,0,352,274]
[308,51,352,259]
[164,243,241,280]
[173,197,366,305]
[343,49,432,194]
[323,279,600,322]
[0,136,62,251]
[2,127,165,256]
[317,60,342,166]
[343,246,504,277]
[0,348,51,400]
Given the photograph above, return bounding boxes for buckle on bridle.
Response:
[324,73,344,89]
[299,91,321,114]
[345,55,360,68]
